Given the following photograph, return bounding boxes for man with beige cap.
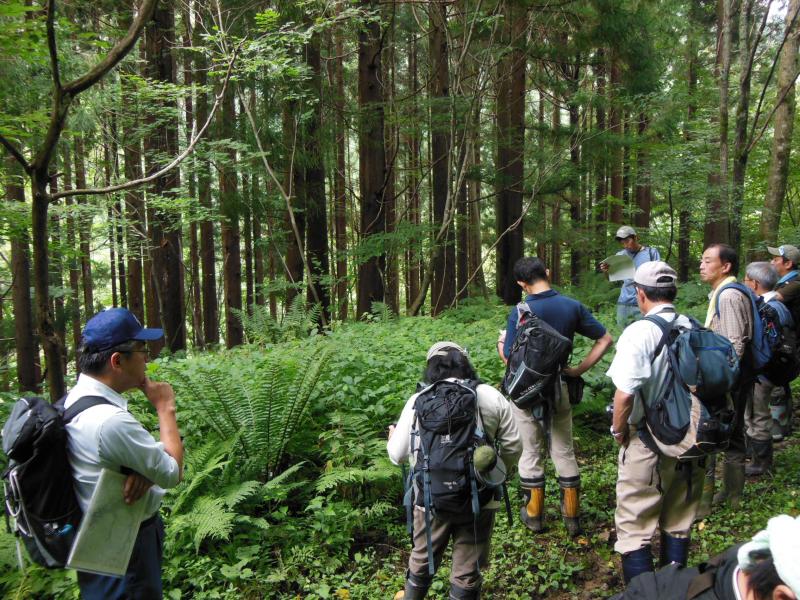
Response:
[768,243,800,442]
[606,261,704,584]
[600,225,660,327]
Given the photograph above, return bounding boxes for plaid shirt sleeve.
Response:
[711,288,753,359]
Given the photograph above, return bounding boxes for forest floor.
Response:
[360,408,800,600]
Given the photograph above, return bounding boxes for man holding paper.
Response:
[64,308,184,599]
[600,225,661,327]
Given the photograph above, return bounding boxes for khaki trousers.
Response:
[614,434,704,554]
[746,379,773,442]
[408,507,495,591]
[512,382,579,489]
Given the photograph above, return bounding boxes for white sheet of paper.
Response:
[604,254,636,282]
[66,469,147,577]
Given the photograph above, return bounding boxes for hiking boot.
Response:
[520,487,545,533]
[745,439,773,477]
[712,462,745,508]
[559,480,583,538]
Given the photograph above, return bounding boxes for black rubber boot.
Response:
[395,571,431,600]
[658,532,689,567]
[621,546,654,584]
[449,583,480,600]
[745,439,773,477]
[559,484,583,538]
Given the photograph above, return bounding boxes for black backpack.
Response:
[759,299,800,386]
[404,379,507,575]
[2,395,110,568]
[502,303,572,410]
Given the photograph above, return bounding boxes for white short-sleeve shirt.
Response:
[606,304,692,425]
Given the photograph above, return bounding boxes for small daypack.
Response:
[640,314,740,460]
[502,303,572,410]
[2,395,110,568]
[715,282,772,372]
[758,299,800,386]
[405,379,509,574]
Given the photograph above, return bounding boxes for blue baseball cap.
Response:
[81,308,163,352]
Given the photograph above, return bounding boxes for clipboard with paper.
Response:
[66,469,147,577]
[603,254,636,282]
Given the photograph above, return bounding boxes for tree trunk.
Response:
[7,157,39,393]
[406,31,421,311]
[63,148,82,369]
[495,1,526,304]
[121,70,146,325]
[184,21,203,347]
[283,101,305,308]
[32,169,66,398]
[252,173,266,307]
[550,103,561,284]
[218,83,243,347]
[679,30,698,282]
[760,0,800,245]
[194,23,217,345]
[594,54,608,266]
[633,113,652,229]
[730,0,755,253]
[384,11,399,314]
[356,0,387,317]
[705,0,732,246]
[609,58,623,225]
[48,170,66,375]
[332,24,349,320]
[304,34,331,322]
[144,4,186,353]
[102,137,118,308]
[73,134,94,316]
[429,1,455,315]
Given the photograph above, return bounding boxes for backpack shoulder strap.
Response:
[715,282,756,318]
[686,548,733,599]
[643,312,676,362]
[62,395,113,423]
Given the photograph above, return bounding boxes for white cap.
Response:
[615,225,637,240]
[426,342,468,361]
[738,514,800,596]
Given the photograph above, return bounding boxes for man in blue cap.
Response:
[64,308,184,599]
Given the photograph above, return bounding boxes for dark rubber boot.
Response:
[695,457,715,521]
[449,583,480,600]
[520,486,545,533]
[621,546,654,584]
[713,462,745,508]
[745,439,774,477]
[658,532,689,567]
[395,571,431,600]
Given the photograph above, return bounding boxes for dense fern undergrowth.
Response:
[1,275,798,599]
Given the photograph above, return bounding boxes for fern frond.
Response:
[221,480,262,509]
[188,496,236,552]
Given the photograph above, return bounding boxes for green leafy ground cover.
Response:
[1,278,798,598]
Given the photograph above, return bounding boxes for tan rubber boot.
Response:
[520,486,545,532]
[560,485,582,538]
